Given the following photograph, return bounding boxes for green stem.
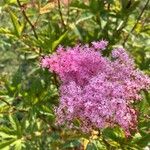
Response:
[123,0,149,46]
[17,0,38,40]
[57,0,66,29]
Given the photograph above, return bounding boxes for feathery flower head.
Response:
[41,40,150,136]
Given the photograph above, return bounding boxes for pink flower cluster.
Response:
[41,40,150,136]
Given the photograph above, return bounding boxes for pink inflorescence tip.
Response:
[41,40,150,136]
[92,39,108,50]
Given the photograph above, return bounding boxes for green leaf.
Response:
[0,132,16,139]
[62,140,81,149]
[121,0,140,12]
[52,31,68,52]
[128,1,140,12]
[8,9,24,37]
[13,139,23,150]
[144,90,150,105]
[86,142,97,150]
[6,0,17,4]
[93,140,107,150]
[89,0,102,13]
[3,0,28,5]
[9,115,22,138]
[9,115,18,131]
[0,126,16,136]
[70,1,89,10]
[136,134,150,148]
[69,23,83,40]
[0,27,14,36]
[120,0,129,9]
[102,127,125,147]
[0,139,16,149]
[76,13,94,25]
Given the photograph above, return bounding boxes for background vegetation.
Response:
[0,0,150,149]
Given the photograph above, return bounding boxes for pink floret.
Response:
[41,40,150,136]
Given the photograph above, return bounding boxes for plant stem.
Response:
[17,0,38,40]
[123,0,149,46]
[0,96,11,106]
[57,0,66,29]
[53,73,59,90]
[0,96,27,113]
[66,0,70,25]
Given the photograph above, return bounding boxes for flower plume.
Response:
[41,40,150,136]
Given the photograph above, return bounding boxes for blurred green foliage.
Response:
[0,0,150,149]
